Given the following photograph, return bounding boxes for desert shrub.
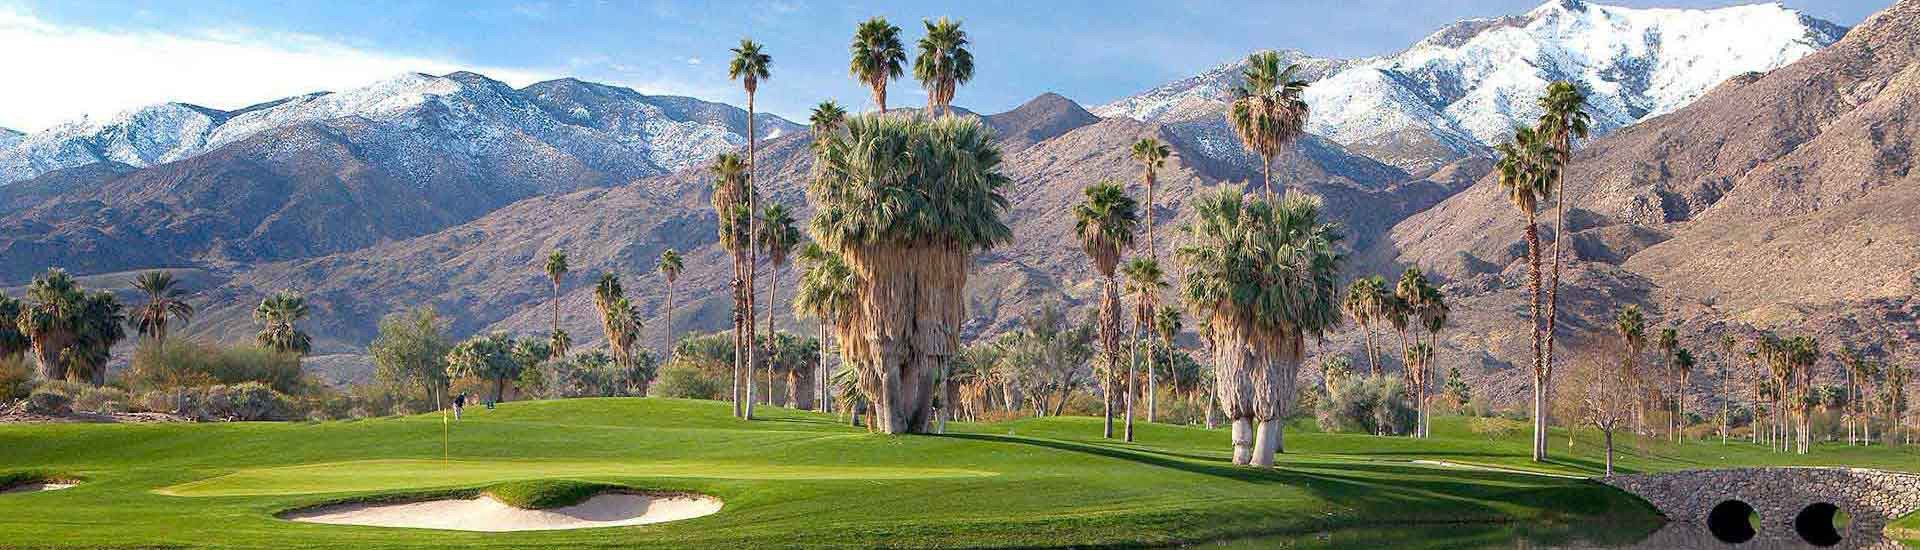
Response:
[549,351,656,398]
[0,355,33,401]
[1316,374,1415,435]
[24,389,72,415]
[166,382,292,421]
[652,364,724,400]
[70,386,131,414]
[127,340,308,395]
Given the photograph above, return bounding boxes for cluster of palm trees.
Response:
[2,268,319,389]
[1494,81,1590,462]
[701,16,1001,434]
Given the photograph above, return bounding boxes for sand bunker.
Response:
[282,492,722,532]
[0,481,77,494]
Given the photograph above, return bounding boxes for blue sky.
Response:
[0,0,1886,131]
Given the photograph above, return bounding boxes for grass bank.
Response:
[1,398,1914,548]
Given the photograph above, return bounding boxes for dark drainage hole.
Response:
[1793,502,1843,547]
[1707,500,1758,544]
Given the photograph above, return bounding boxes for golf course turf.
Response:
[2,398,1916,548]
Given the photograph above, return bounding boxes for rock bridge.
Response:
[1602,467,1920,546]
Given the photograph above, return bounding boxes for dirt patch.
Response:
[281,492,722,531]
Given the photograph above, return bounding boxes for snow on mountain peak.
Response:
[0,71,799,185]
[1094,1,1844,172]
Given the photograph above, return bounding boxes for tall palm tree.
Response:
[1179,187,1342,467]
[1656,327,1679,440]
[1130,137,1173,261]
[809,113,1012,433]
[1151,304,1182,423]
[69,291,125,386]
[1674,347,1696,441]
[1343,276,1387,375]
[729,39,772,417]
[759,203,802,404]
[1074,181,1140,439]
[1415,282,1449,438]
[254,290,312,355]
[1498,124,1558,462]
[1226,51,1309,199]
[1536,82,1590,412]
[913,16,973,116]
[1120,257,1165,441]
[549,329,571,361]
[657,249,684,357]
[544,250,568,337]
[711,153,752,417]
[849,17,905,113]
[129,271,194,346]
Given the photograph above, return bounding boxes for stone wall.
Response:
[1601,467,1920,531]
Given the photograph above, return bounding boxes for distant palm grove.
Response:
[3,14,1916,467]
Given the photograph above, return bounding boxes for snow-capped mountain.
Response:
[0,72,799,185]
[0,128,22,150]
[1094,0,1845,172]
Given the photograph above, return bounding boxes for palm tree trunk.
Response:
[1525,215,1547,462]
[744,93,760,421]
[1125,317,1137,442]
[1148,339,1158,424]
[1543,134,1570,436]
[1261,155,1274,199]
[552,280,560,336]
[732,252,746,418]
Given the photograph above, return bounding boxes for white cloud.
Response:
[0,7,554,131]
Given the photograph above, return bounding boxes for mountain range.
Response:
[2,0,1912,405]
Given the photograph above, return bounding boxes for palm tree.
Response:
[447,332,528,406]
[549,328,571,361]
[1074,181,1140,439]
[1226,51,1309,199]
[542,252,570,340]
[794,242,862,414]
[711,152,752,417]
[17,269,82,381]
[1179,187,1342,467]
[1498,124,1558,462]
[849,17,905,113]
[1151,305,1182,423]
[913,17,973,116]
[729,39,772,418]
[759,203,801,404]
[809,113,1012,433]
[69,291,125,386]
[1536,82,1590,414]
[1120,257,1165,441]
[254,290,312,355]
[1130,137,1173,261]
[1415,283,1449,438]
[0,295,27,360]
[1343,276,1387,375]
[129,271,194,346]
[1656,327,1678,440]
[657,249,684,358]
[1674,347,1696,441]
[810,100,848,143]
[591,274,638,379]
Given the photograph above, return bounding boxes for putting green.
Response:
[158,458,996,497]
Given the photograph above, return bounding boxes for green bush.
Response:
[652,364,724,400]
[1316,374,1415,435]
[127,340,309,395]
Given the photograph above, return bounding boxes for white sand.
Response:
[0,482,77,494]
[282,492,722,532]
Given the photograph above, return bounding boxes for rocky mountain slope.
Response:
[1368,0,1920,405]
[0,72,796,283]
[1094,0,1845,173]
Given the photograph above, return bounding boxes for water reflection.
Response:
[1186,521,1905,549]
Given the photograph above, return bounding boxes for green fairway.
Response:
[2,398,1916,548]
